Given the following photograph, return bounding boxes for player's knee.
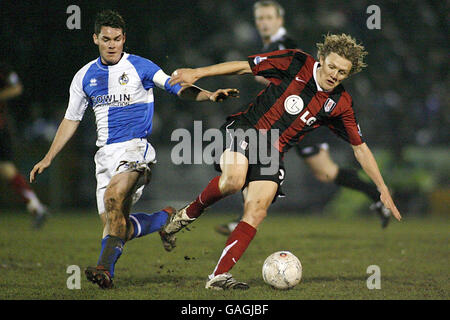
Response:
[0,162,18,180]
[109,218,127,237]
[103,205,126,233]
[104,194,117,212]
[219,174,246,195]
[313,171,333,183]
[104,189,126,213]
[107,211,125,225]
[312,165,339,183]
[243,204,267,227]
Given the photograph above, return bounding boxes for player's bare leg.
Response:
[87,170,174,288]
[206,180,277,290]
[102,171,141,239]
[218,149,249,195]
[214,148,336,235]
[0,162,19,182]
[241,180,277,227]
[0,161,48,228]
[302,148,339,183]
[215,148,337,235]
[304,148,391,228]
[160,149,248,251]
[86,171,140,289]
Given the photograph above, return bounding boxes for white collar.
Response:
[313,61,326,92]
[270,27,287,43]
[96,52,128,70]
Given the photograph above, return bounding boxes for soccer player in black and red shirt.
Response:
[215,1,391,236]
[161,33,401,290]
[0,63,49,228]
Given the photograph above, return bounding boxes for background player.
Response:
[29,10,238,289]
[0,63,48,228]
[215,0,391,236]
[162,33,402,290]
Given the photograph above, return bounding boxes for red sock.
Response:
[186,176,224,218]
[212,221,256,276]
[9,173,32,203]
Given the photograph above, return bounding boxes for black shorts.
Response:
[214,116,286,202]
[0,127,13,161]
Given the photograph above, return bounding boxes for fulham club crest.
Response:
[324,98,336,113]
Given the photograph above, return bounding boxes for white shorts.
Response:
[94,138,156,215]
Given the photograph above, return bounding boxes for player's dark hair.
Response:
[94,10,126,35]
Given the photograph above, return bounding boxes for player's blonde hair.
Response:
[316,33,368,75]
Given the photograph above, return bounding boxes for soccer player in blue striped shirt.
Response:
[29,10,238,289]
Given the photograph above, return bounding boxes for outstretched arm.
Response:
[352,143,401,221]
[152,68,240,102]
[177,84,239,102]
[30,118,80,183]
[169,61,252,85]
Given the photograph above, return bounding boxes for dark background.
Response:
[0,0,448,216]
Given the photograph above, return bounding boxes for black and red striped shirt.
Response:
[228,49,363,153]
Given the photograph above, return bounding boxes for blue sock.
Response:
[129,210,169,240]
[97,235,124,278]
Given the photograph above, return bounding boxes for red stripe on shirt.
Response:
[254,61,313,131]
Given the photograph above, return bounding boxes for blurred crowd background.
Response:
[0,0,448,217]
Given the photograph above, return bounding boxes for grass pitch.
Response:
[0,210,448,300]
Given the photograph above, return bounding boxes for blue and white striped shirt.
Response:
[65,53,181,147]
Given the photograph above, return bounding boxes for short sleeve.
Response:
[64,70,89,121]
[247,49,303,81]
[327,103,364,146]
[152,69,182,96]
[128,55,181,95]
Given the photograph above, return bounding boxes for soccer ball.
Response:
[262,251,302,290]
